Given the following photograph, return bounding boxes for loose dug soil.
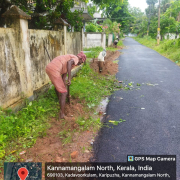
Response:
[90,50,121,75]
[0,99,96,179]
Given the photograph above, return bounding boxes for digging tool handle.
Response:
[67,85,70,104]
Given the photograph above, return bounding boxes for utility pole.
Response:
[157,0,161,45]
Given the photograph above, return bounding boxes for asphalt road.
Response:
[94,37,180,179]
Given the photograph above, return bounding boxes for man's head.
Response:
[77,57,83,65]
[77,51,86,65]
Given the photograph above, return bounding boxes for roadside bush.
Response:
[83,47,103,58]
[119,32,124,38]
[85,23,102,32]
[117,40,123,46]
[177,38,180,47]
[137,32,144,38]
[86,23,97,32]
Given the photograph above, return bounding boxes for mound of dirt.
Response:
[90,50,121,75]
[12,98,95,179]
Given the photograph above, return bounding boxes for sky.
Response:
[128,0,148,12]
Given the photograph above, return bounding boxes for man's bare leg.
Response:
[99,61,103,73]
[59,92,67,119]
[55,88,61,104]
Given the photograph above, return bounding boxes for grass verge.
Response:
[117,40,124,46]
[134,36,180,66]
[83,41,124,59]
[83,46,103,58]
[0,62,121,170]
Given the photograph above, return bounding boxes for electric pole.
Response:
[157,0,161,45]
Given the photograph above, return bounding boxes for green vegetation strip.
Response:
[134,36,180,66]
[117,40,123,47]
[83,41,123,59]
[83,46,103,58]
[0,62,121,167]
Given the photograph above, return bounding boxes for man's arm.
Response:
[67,59,75,85]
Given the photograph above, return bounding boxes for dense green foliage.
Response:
[85,20,103,32]
[102,19,121,34]
[83,46,103,58]
[129,0,180,39]
[0,0,124,30]
[0,0,85,30]
[2,0,180,37]
[87,3,96,17]
[102,0,132,34]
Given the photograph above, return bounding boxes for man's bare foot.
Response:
[59,113,65,120]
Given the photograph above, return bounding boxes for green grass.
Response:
[0,87,59,160]
[71,63,120,107]
[83,47,103,52]
[83,46,103,58]
[134,36,180,65]
[133,36,156,48]
[76,116,101,132]
[86,58,92,63]
[117,40,124,46]
[106,47,117,51]
[83,40,124,58]
[0,61,121,163]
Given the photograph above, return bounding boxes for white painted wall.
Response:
[108,34,113,47]
[103,33,106,49]
[83,33,106,48]
[164,33,179,40]
[128,33,137,37]
[85,33,101,48]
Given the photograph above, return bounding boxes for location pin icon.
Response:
[17,167,29,180]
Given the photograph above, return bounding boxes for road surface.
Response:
[94,37,180,179]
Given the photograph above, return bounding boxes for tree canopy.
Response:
[126,0,180,39]
[0,0,124,29]
[2,0,179,38]
[0,0,85,30]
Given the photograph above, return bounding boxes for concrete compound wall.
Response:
[29,30,64,92]
[83,32,106,49]
[0,27,22,108]
[108,34,113,47]
[0,18,34,109]
[0,17,82,110]
[67,32,82,55]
